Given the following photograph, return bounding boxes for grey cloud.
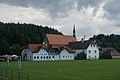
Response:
[103,0,120,20]
[103,0,120,26]
[0,0,103,18]
[0,0,75,18]
[77,0,102,10]
[103,0,120,14]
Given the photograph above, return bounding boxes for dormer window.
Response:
[91,44,92,47]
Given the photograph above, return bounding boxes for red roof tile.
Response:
[46,34,77,45]
[28,44,47,53]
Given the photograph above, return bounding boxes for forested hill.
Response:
[0,22,62,55]
[90,34,120,52]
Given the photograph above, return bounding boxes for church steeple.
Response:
[73,24,76,37]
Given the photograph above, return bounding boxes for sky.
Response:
[0,0,120,40]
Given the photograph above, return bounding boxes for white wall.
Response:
[22,48,75,61]
[87,44,99,59]
[33,49,60,61]
[21,49,33,61]
[60,49,74,60]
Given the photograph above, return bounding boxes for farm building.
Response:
[69,40,100,59]
[21,26,100,61]
[100,48,120,59]
[21,44,75,61]
[21,33,76,61]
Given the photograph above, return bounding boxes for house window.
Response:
[95,56,96,57]
[66,56,67,58]
[63,56,64,58]
[44,56,45,59]
[70,56,72,58]
[95,50,97,53]
[41,56,42,59]
[91,44,92,47]
[46,56,48,59]
[89,50,91,53]
[34,56,36,59]
[37,56,39,59]
[30,56,31,59]
[52,56,54,59]
[89,55,91,58]
[93,45,95,47]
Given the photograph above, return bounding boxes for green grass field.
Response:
[0,60,120,80]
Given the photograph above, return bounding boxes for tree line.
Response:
[90,34,120,52]
[0,21,62,56]
[0,21,120,56]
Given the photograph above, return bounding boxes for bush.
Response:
[99,53,112,59]
[75,52,86,60]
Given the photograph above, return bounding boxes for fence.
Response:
[0,67,29,80]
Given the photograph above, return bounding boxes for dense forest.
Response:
[90,34,120,52]
[0,21,62,55]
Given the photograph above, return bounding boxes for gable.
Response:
[28,44,47,53]
[87,44,99,50]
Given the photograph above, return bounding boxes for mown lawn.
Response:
[0,60,120,80]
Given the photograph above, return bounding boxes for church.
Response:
[21,26,77,61]
[21,25,100,61]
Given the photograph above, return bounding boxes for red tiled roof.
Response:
[46,34,77,45]
[27,44,75,53]
[51,45,59,49]
[28,44,47,53]
[63,46,75,53]
[64,35,77,43]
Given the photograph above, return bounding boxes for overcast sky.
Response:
[0,0,120,40]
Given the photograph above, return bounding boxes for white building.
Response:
[21,44,75,61]
[69,41,99,59]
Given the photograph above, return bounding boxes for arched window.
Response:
[37,56,39,59]
[41,56,42,59]
[34,56,36,59]
[44,56,45,59]
[52,56,54,58]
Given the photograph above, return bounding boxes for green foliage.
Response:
[90,34,120,52]
[75,52,86,60]
[0,38,10,55]
[9,44,21,56]
[100,53,112,59]
[0,22,62,55]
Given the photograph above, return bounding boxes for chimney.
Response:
[81,35,85,43]
[81,38,84,43]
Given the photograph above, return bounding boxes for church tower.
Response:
[73,24,76,37]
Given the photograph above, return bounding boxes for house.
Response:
[69,40,99,59]
[21,25,77,61]
[21,44,75,61]
[21,27,77,61]
[100,48,120,59]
